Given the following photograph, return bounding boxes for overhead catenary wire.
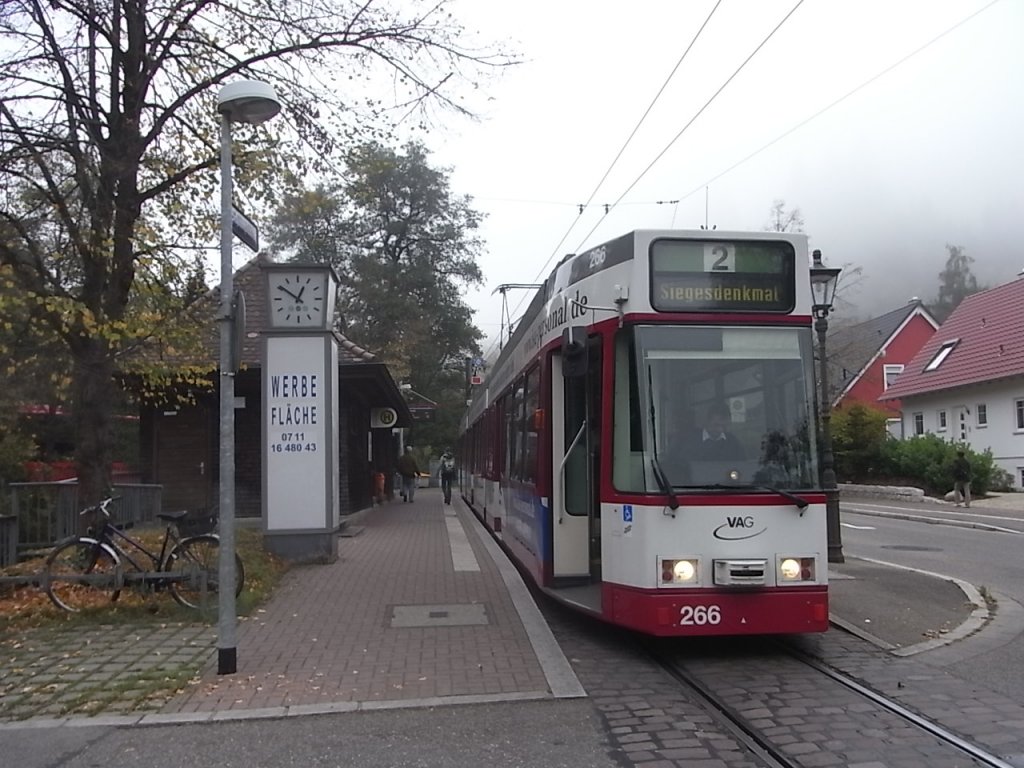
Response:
[479,0,723,361]
[670,0,1002,209]
[560,0,724,241]
[477,1,1001,363]
[571,0,806,254]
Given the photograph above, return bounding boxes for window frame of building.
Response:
[883,364,904,390]
[913,412,924,436]
[1015,398,1024,431]
[937,409,947,431]
[923,340,959,372]
[976,403,988,428]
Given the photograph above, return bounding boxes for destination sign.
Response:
[650,239,795,313]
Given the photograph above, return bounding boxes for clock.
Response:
[264,266,336,330]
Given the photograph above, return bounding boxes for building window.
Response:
[1015,399,1024,431]
[883,364,904,390]
[976,403,988,427]
[913,412,924,436]
[937,410,947,431]
[924,340,959,372]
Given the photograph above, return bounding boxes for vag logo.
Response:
[713,515,767,540]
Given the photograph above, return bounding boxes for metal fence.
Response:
[8,482,163,557]
[0,515,16,568]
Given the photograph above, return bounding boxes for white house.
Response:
[880,274,1024,492]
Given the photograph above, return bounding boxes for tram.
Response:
[459,229,829,636]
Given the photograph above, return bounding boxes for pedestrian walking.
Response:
[372,469,387,505]
[439,449,456,504]
[397,445,421,503]
[951,449,972,508]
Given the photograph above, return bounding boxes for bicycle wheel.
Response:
[165,535,244,609]
[45,538,121,612]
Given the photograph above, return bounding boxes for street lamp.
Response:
[809,249,844,564]
[216,79,281,675]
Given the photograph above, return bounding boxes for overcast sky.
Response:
[425,0,1023,354]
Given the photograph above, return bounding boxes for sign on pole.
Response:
[232,206,259,252]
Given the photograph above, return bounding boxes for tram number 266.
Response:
[679,605,722,626]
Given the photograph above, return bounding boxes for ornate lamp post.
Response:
[216,80,281,675]
[809,249,844,564]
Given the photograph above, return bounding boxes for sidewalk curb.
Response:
[831,555,990,657]
[0,691,556,731]
[843,504,1023,535]
[458,500,587,699]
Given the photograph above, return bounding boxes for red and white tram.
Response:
[460,230,829,636]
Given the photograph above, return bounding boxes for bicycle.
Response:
[43,497,244,612]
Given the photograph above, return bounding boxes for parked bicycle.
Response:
[44,497,244,612]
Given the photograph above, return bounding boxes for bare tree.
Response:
[0,0,515,504]
[764,199,805,233]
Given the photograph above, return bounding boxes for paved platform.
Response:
[162,490,583,718]
[1,486,1018,727]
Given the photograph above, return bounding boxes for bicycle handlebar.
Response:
[81,497,119,518]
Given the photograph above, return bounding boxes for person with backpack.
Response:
[439,449,456,505]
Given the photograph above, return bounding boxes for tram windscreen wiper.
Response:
[677,483,809,513]
[651,458,680,511]
[646,364,678,511]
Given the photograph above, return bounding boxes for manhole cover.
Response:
[390,603,489,628]
[881,545,943,552]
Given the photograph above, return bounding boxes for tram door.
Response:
[551,335,602,581]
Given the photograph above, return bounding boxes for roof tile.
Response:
[881,276,1024,399]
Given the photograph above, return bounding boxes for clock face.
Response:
[269,272,327,328]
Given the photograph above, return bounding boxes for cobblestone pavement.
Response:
[0,622,214,721]
[539,594,1024,767]
[539,597,760,766]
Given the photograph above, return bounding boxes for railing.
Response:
[0,515,16,568]
[8,482,162,557]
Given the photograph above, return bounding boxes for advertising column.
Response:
[261,263,340,561]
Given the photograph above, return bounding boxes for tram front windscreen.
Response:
[612,324,821,493]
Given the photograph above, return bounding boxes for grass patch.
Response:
[0,526,289,630]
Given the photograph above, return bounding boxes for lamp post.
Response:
[809,249,844,564]
[216,80,281,675]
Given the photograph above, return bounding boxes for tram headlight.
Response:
[660,557,699,585]
[778,556,816,583]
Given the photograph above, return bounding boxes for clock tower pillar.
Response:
[261,263,341,562]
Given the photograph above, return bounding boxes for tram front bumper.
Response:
[604,583,829,636]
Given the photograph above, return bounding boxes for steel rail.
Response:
[787,646,1015,768]
[650,639,1015,768]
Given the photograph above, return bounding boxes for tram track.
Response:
[646,635,1016,768]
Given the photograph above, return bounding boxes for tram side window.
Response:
[503,390,520,481]
[612,328,648,492]
[493,406,500,476]
[472,422,481,475]
[481,408,492,476]
[522,366,541,484]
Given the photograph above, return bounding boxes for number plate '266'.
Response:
[679,605,722,626]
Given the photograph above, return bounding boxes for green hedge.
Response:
[832,403,1013,497]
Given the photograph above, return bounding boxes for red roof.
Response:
[881,276,1024,400]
